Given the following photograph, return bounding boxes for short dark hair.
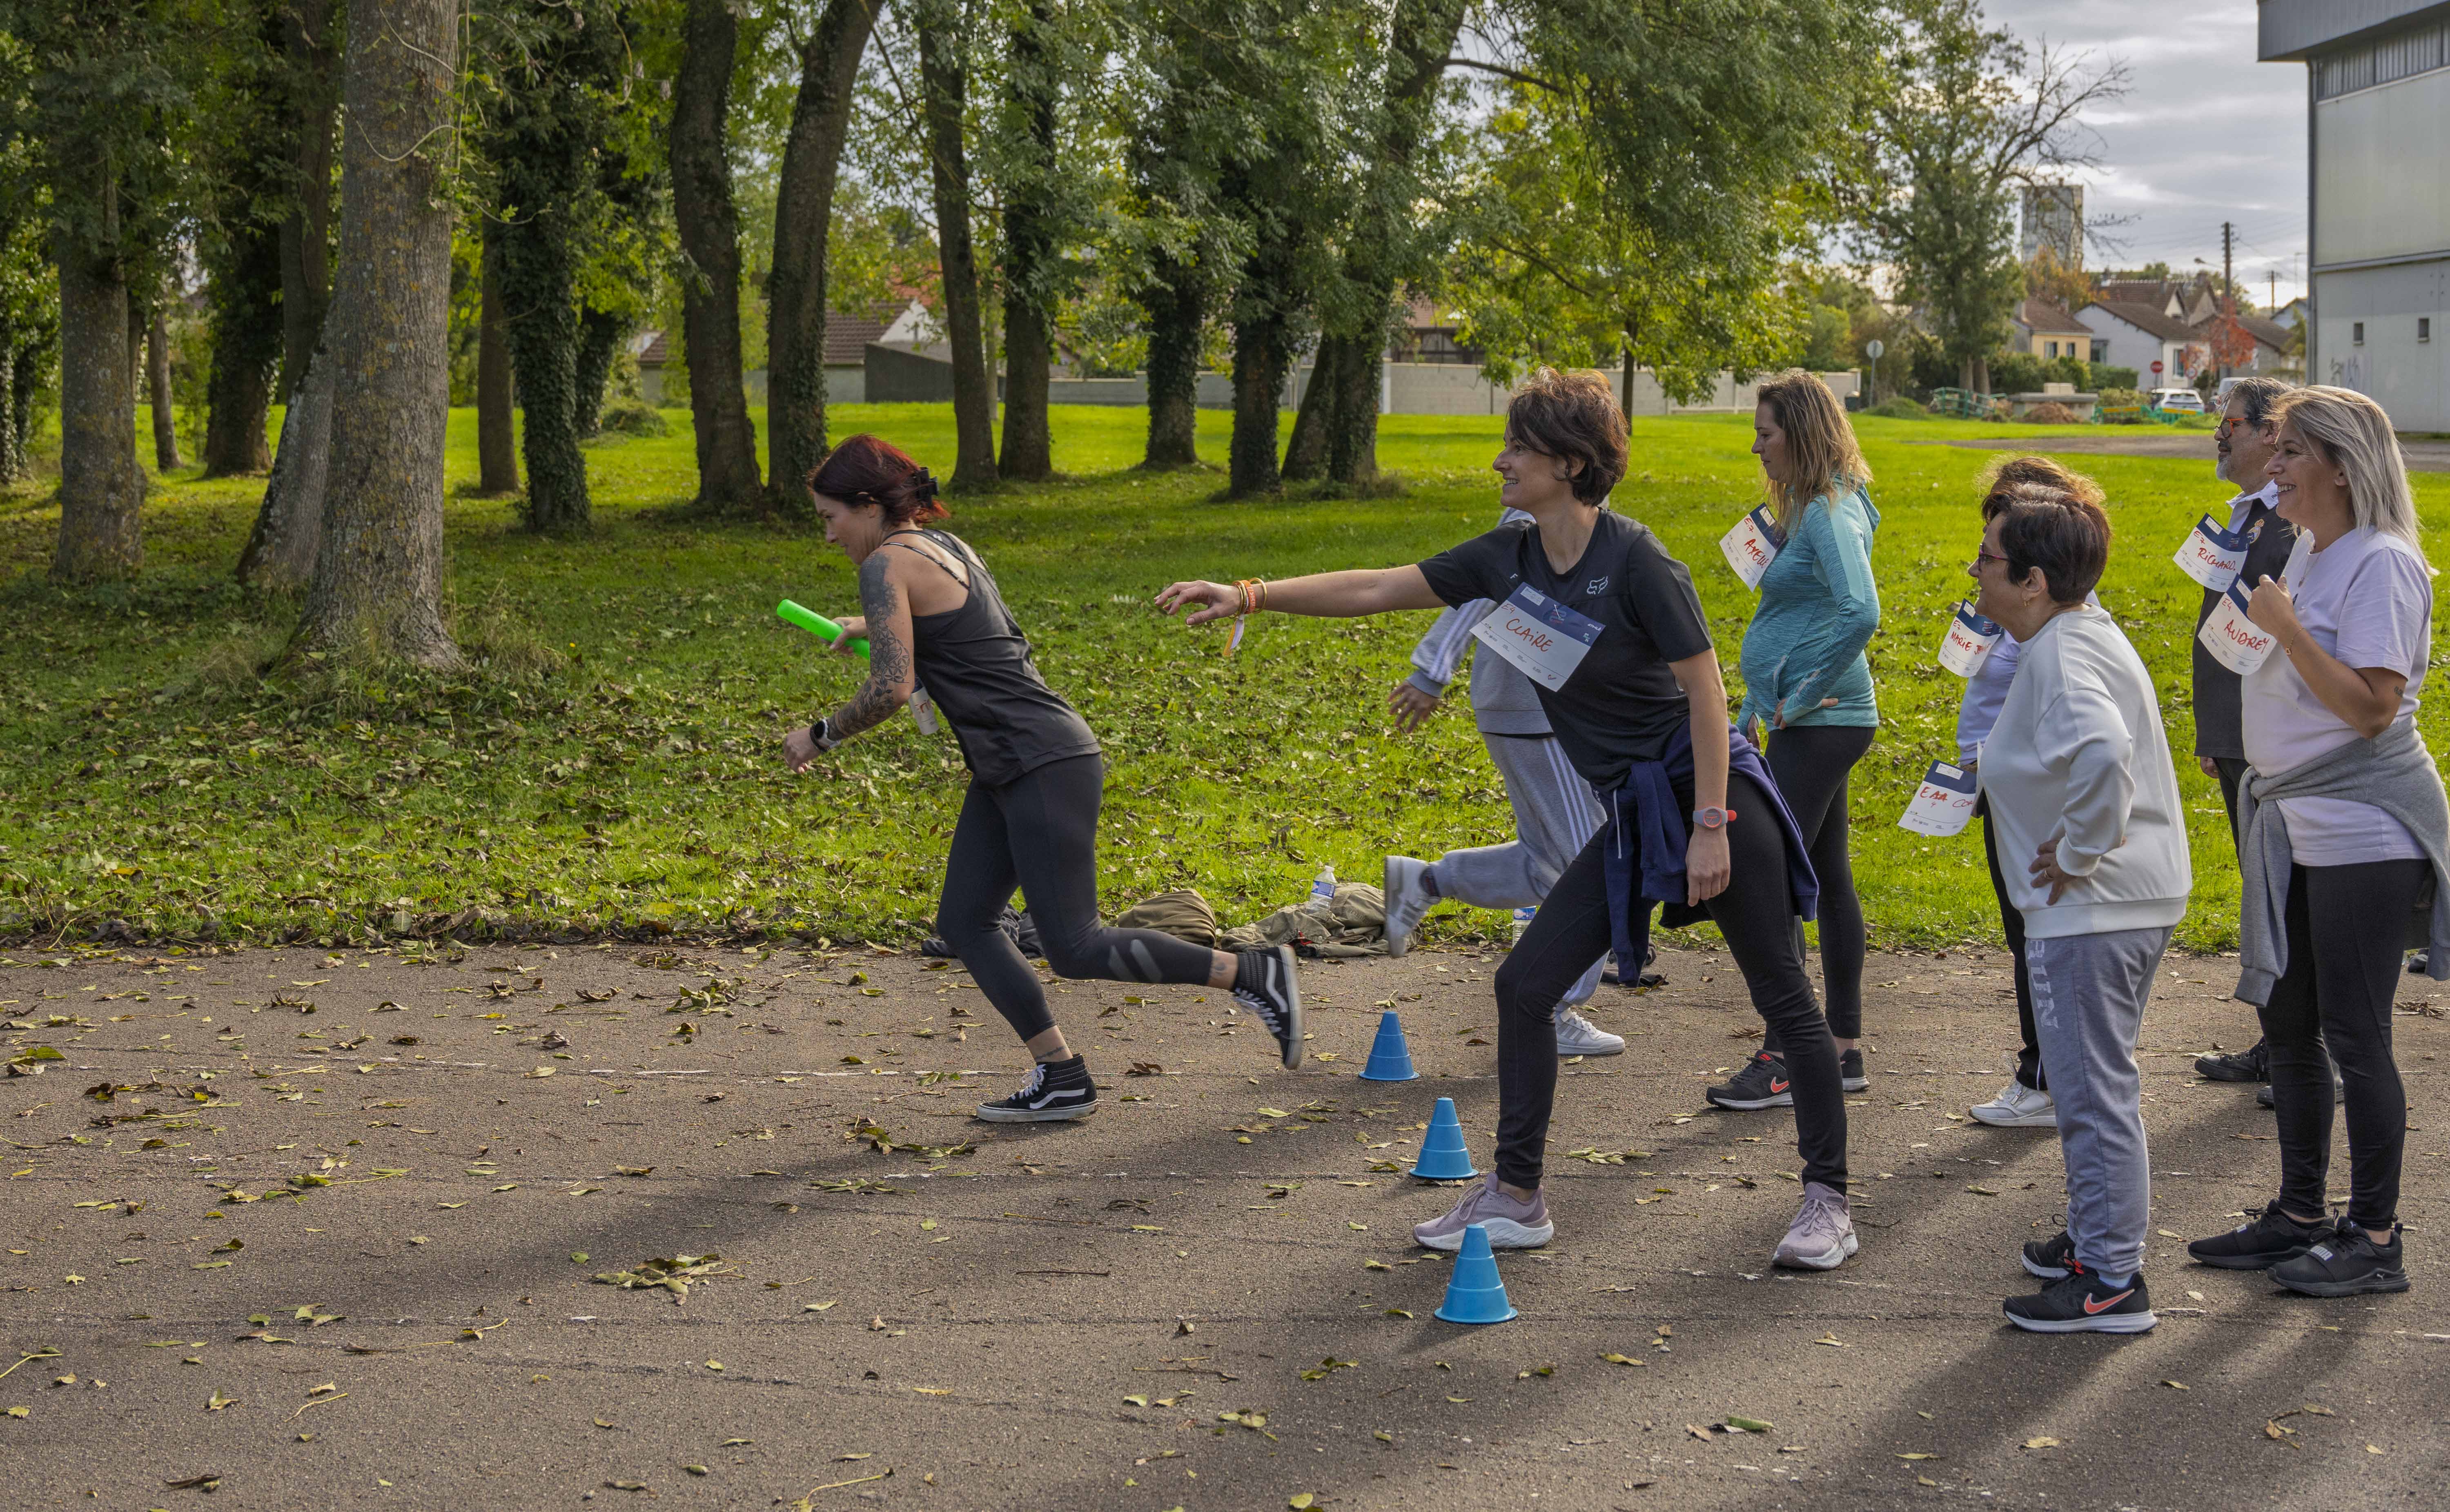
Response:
[1504,369,1627,505]
[2224,375,2294,430]
[1991,483,2111,604]
[806,434,948,525]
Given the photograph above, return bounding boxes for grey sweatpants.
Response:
[1429,732,1607,1007]
[2027,924,2174,1282]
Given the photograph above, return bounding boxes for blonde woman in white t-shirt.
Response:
[2186,386,2448,1298]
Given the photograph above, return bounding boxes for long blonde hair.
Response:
[1755,369,1872,536]
[2269,386,2427,558]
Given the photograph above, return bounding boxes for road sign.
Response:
[1864,339,1885,360]
[2150,360,2165,375]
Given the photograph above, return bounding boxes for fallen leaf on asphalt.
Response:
[1599,1353,1645,1367]
[1966,1186,1999,1196]
[1726,1416,1773,1434]
[2162,1380,2188,1390]
[1897,1452,1938,1460]
[2023,1436,2060,1450]
[205,1389,237,1411]
[1686,1424,1714,1441]
[162,1474,221,1490]
[1813,1335,1848,1347]
[2301,1404,2335,1416]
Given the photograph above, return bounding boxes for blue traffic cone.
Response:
[1408,1096,1478,1180]
[1434,1223,1517,1324]
[1358,1011,1419,1082]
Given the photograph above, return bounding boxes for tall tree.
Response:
[993,0,1059,482]
[1851,0,2125,392]
[13,4,190,581]
[474,228,518,494]
[293,0,463,667]
[766,0,880,514]
[0,91,49,486]
[480,0,628,533]
[667,0,762,509]
[145,306,179,470]
[196,0,286,476]
[275,0,342,400]
[916,0,995,491]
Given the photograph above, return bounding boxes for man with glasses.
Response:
[2192,377,2301,1089]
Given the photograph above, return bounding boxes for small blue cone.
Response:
[1434,1223,1517,1324]
[1358,1011,1419,1082]
[1408,1096,1478,1180]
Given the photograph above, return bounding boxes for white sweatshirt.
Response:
[1978,604,2192,939]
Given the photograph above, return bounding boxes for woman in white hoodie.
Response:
[1972,483,2193,1334]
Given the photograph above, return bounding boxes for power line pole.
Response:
[2218,220,2236,380]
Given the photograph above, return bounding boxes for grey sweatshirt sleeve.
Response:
[1408,600,1491,693]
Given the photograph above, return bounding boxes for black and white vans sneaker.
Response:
[1233,945,1305,1069]
[1706,1051,1792,1110]
[2271,1218,2409,1297]
[1840,1047,1869,1092]
[975,1056,1097,1122]
[2002,1262,2156,1334]
[2021,1229,2076,1280]
[2195,1039,2270,1082]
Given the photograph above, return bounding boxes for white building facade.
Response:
[2263,1,2450,430]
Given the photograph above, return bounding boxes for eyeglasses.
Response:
[1971,548,2011,572]
[2215,415,2268,439]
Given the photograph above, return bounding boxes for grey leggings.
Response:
[936,754,1217,1042]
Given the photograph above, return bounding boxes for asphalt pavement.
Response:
[4,939,2447,1511]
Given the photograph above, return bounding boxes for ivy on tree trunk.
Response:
[1138,253,1203,472]
[918,7,996,492]
[766,0,880,514]
[145,310,180,471]
[1279,338,1337,482]
[203,221,281,475]
[276,0,341,400]
[50,232,145,581]
[573,304,624,438]
[475,230,519,496]
[293,0,463,669]
[995,1,1058,483]
[670,0,763,510]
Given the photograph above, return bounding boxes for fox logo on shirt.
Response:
[1586,577,1610,595]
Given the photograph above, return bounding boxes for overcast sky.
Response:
[1985,0,2310,307]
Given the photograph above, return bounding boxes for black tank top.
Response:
[893,530,1101,786]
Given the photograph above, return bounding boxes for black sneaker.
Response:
[2195,1039,2269,1082]
[2186,1200,2328,1270]
[2272,1219,2410,1297]
[975,1056,1096,1122]
[1706,1051,1793,1110]
[2022,1230,2076,1280]
[2002,1262,2155,1334]
[1601,948,1665,989]
[1232,945,1304,1069]
[1840,1047,1868,1092]
[2256,1071,2343,1109]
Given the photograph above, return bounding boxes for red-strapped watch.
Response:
[1690,806,1736,830]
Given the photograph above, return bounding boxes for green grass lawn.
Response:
[5,401,2447,954]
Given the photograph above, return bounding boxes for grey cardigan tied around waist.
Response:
[2234,716,2450,1006]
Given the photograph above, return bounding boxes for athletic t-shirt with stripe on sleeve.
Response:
[1415,510,1713,793]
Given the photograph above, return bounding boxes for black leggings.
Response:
[1494,770,1846,1190]
[1978,795,2043,1091]
[1760,724,1874,1050]
[2257,860,2422,1230]
[937,754,1217,1042]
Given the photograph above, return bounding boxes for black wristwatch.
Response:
[810,718,841,751]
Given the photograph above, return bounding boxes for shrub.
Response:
[597,399,670,438]
[2087,363,2137,391]
[1867,396,1929,420]
[2020,402,2080,423]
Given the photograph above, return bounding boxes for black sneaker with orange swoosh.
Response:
[1706,1050,1794,1110]
[2002,1260,2157,1334]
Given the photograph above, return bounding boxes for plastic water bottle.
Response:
[1512,905,1536,941]
[1310,864,1337,906]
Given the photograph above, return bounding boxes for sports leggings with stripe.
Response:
[936,752,1218,1041]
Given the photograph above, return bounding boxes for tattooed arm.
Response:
[783,551,918,772]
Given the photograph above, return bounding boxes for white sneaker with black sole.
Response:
[975,1056,1097,1122]
[1233,945,1305,1069]
[1553,1006,1626,1056]
[1382,855,1433,959]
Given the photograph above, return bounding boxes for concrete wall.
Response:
[2316,256,2450,430]
[637,364,862,408]
[2314,67,2450,265]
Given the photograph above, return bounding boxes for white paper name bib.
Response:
[1936,602,2004,677]
[1718,506,1783,590]
[2197,582,2278,675]
[1470,585,1604,691]
[1898,760,1979,837]
[2174,514,2249,592]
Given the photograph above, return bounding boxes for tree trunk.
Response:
[919,11,996,491]
[1227,312,1290,498]
[277,0,341,399]
[995,1,1058,483]
[0,343,18,484]
[51,232,145,581]
[475,233,519,495]
[293,0,462,668]
[237,343,334,591]
[1323,330,1382,486]
[670,0,763,510]
[203,221,283,477]
[573,305,624,438]
[147,311,182,471]
[765,0,880,513]
[1280,338,1335,481]
[9,343,39,478]
[1139,253,1203,471]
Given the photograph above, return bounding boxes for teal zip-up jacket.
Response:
[1735,485,1882,735]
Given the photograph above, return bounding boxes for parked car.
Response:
[2147,387,2205,413]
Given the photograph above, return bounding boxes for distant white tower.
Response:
[2019,183,2084,268]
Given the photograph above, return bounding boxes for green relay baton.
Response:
[776,599,870,657]
[775,598,939,735]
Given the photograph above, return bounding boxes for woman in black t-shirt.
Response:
[1156,371,1856,1271]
